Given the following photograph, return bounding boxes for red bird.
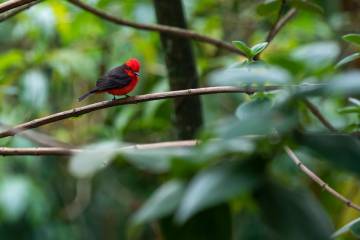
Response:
[78,58,141,101]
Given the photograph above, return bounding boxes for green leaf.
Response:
[132,180,185,225]
[210,63,291,86]
[69,141,120,178]
[256,182,333,239]
[232,41,253,58]
[335,53,360,68]
[0,176,31,222]
[349,97,360,106]
[251,42,268,56]
[217,99,297,138]
[300,133,360,174]
[326,71,360,96]
[175,162,258,223]
[292,42,340,71]
[333,217,360,238]
[256,0,281,16]
[290,0,324,15]
[235,97,272,120]
[343,34,360,46]
[122,148,193,173]
[199,138,255,159]
[338,106,360,114]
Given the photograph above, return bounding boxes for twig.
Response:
[0,0,37,14]
[266,8,297,43]
[0,86,279,138]
[67,0,245,56]
[0,147,79,156]
[284,145,360,212]
[254,7,297,60]
[0,0,40,22]
[0,140,198,156]
[303,99,338,132]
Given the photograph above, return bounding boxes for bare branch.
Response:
[0,147,78,156]
[3,138,360,214]
[255,7,297,60]
[0,0,40,22]
[303,99,338,133]
[284,145,360,212]
[265,8,297,43]
[0,86,279,138]
[0,140,198,156]
[0,0,37,14]
[67,0,245,56]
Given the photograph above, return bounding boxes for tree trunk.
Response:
[153,0,203,140]
[153,2,231,239]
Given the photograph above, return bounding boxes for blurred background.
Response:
[0,0,360,239]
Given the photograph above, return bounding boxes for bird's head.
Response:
[125,58,141,75]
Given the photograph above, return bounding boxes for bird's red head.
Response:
[125,58,140,73]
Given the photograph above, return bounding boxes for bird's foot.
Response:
[125,95,130,98]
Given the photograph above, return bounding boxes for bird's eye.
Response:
[134,72,140,76]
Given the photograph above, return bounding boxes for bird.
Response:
[78,58,141,101]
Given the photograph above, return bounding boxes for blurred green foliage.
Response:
[1,0,360,239]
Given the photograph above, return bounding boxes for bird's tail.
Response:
[78,89,96,101]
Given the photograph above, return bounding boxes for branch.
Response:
[0,0,37,14]
[303,99,338,133]
[0,0,40,22]
[0,86,279,138]
[254,7,297,60]
[0,140,198,156]
[3,138,360,214]
[67,0,245,56]
[265,8,297,43]
[284,145,360,212]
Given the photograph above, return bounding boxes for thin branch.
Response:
[265,8,297,43]
[0,147,78,156]
[67,0,245,56]
[0,0,40,22]
[248,1,335,134]
[303,99,338,132]
[3,139,360,214]
[0,140,198,156]
[0,0,37,14]
[284,145,360,212]
[254,7,297,60]
[0,86,279,138]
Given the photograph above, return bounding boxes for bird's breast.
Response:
[107,77,138,95]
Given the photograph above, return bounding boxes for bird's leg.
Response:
[112,96,116,101]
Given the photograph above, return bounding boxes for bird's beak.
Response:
[134,72,140,76]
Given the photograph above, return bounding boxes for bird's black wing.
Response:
[95,65,132,91]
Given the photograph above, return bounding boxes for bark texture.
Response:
[153,0,203,139]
